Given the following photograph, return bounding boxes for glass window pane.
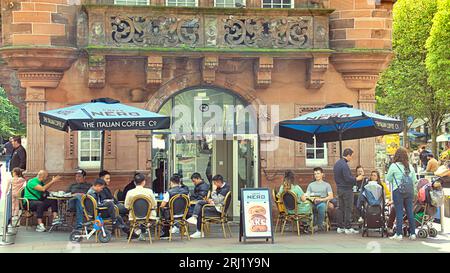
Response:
[316,149,325,159]
[80,151,90,162]
[306,150,315,159]
[316,142,324,148]
[80,131,90,138]
[91,140,101,150]
[80,141,90,150]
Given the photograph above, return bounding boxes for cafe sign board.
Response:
[239,188,274,243]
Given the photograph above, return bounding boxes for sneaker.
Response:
[409,234,417,240]
[389,234,403,240]
[138,233,146,241]
[36,223,46,232]
[186,217,197,225]
[313,226,319,233]
[160,235,170,240]
[337,227,345,234]
[345,228,359,234]
[190,231,204,239]
[318,225,325,232]
[358,217,364,224]
[171,226,180,234]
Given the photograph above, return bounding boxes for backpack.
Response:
[393,163,414,196]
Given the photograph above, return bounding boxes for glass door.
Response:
[232,134,259,217]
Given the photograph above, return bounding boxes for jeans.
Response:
[313,202,326,227]
[192,200,221,231]
[337,189,354,229]
[68,195,84,229]
[28,199,57,219]
[5,155,11,172]
[392,189,416,236]
[99,200,119,222]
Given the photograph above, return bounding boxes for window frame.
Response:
[214,0,246,8]
[113,0,150,5]
[78,131,102,170]
[305,138,328,167]
[165,0,198,7]
[261,0,293,9]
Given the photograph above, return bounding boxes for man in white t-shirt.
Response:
[306,167,334,232]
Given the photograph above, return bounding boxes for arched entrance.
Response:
[150,86,259,217]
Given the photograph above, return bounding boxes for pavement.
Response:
[1,222,450,253]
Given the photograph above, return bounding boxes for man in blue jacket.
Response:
[333,148,363,234]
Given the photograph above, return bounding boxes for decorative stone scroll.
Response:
[111,15,200,47]
[221,16,312,49]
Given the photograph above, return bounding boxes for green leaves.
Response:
[0,87,25,139]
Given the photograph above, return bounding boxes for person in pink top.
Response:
[9,167,26,218]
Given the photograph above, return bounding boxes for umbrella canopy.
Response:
[275,103,403,157]
[39,98,171,170]
[39,98,170,132]
[437,133,450,143]
[399,130,426,139]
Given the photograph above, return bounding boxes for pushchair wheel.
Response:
[417,229,428,239]
[69,230,82,243]
[98,229,112,243]
[428,228,438,238]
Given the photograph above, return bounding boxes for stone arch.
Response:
[144,72,265,117]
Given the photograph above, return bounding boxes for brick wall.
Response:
[329,0,393,49]
[7,0,77,46]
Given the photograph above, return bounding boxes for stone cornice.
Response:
[19,71,64,89]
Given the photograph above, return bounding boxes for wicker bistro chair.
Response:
[127,195,157,244]
[280,191,314,236]
[81,194,121,242]
[157,194,190,242]
[201,191,233,238]
[272,188,286,233]
[17,186,51,229]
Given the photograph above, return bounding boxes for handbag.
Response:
[393,163,414,196]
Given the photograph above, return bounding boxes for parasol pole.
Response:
[100,130,105,172]
[339,130,343,159]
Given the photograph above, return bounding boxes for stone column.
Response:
[136,134,152,173]
[18,71,63,174]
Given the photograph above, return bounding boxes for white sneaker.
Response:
[36,223,46,232]
[186,217,197,225]
[138,233,146,241]
[337,228,345,234]
[409,234,417,240]
[190,231,204,239]
[358,217,364,224]
[389,234,403,240]
[171,226,180,234]
[349,228,359,234]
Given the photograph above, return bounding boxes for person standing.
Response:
[386,147,418,240]
[3,137,14,172]
[10,136,26,171]
[333,148,363,235]
[419,145,430,172]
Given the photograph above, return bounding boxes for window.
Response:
[262,0,292,8]
[78,131,102,169]
[215,0,244,7]
[305,139,328,166]
[114,0,149,5]
[166,0,197,6]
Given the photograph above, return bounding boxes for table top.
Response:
[48,194,73,200]
[156,199,198,205]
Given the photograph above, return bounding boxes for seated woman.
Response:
[277,171,312,216]
[9,167,26,222]
[23,170,62,232]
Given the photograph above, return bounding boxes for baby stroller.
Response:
[359,181,386,237]
[414,178,444,238]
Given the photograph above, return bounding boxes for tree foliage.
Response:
[376,0,449,155]
[0,87,25,140]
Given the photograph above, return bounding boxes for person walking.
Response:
[386,147,418,241]
[3,137,14,172]
[333,148,363,235]
[10,136,26,171]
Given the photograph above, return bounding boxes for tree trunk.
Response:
[402,117,409,149]
[430,121,438,157]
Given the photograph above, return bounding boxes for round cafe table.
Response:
[47,194,73,232]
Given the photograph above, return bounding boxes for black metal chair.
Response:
[280,190,314,236]
[81,194,121,242]
[201,191,233,238]
[127,195,156,244]
[157,194,190,242]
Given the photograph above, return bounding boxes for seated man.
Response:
[67,169,92,231]
[124,173,157,241]
[306,167,334,232]
[190,173,210,201]
[159,174,190,239]
[87,178,126,230]
[99,170,128,217]
[23,170,62,232]
[187,174,230,239]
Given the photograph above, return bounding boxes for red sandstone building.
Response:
[0,0,393,216]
